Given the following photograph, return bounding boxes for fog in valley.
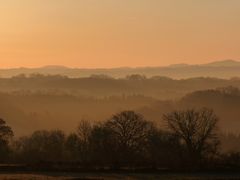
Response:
[1,63,240,174]
[1,72,240,139]
[2,0,240,177]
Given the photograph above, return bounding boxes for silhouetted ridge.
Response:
[1,59,240,78]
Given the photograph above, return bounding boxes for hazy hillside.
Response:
[141,86,240,133]
[1,75,240,100]
[0,92,155,136]
[1,74,240,136]
[1,60,240,79]
[1,86,240,136]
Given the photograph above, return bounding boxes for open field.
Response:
[0,172,240,180]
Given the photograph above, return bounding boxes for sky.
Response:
[0,0,240,68]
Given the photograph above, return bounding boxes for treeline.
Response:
[1,74,240,99]
[0,109,240,170]
[1,60,240,79]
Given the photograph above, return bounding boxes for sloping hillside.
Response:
[140,86,240,133]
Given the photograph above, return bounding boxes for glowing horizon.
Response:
[1,1,240,68]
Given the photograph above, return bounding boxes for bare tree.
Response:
[163,108,219,163]
[77,119,92,144]
[76,119,93,163]
[106,111,153,151]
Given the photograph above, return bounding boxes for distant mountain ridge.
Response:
[1,60,240,79]
[40,65,70,69]
[202,59,240,67]
[39,60,240,69]
[167,60,240,67]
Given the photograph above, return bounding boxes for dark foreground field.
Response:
[0,172,240,180]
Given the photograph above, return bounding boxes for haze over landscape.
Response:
[1,59,240,79]
[1,1,240,179]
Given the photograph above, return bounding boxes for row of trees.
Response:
[0,108,239,169]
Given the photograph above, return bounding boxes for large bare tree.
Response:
[106,111,153,151]
[163,108,219,162]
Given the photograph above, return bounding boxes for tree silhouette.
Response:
[106,111,153,150]
[65,133,81,161]
[0,118,13,162]
[0,119,13,141]
[77,119,92,144]
[105,111,153,166]
[76,119,93,164]
[15,130,65,163]
[163,108,219,165]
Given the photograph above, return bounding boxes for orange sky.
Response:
[0,0,240,68]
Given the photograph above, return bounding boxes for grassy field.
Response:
[0,172,240,180]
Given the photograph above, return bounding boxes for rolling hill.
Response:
[1,60,240,79]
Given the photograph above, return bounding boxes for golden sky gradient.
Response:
[0,0,240,68]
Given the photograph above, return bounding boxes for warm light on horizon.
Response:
[0,1,240,68]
